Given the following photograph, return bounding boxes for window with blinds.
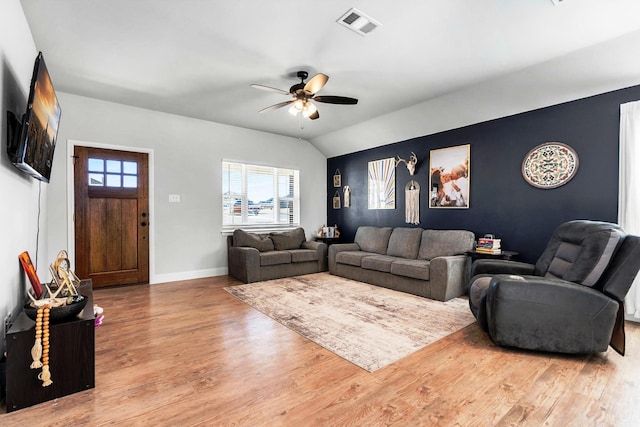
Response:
[222,161,299,229]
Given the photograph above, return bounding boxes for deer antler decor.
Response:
[395,152,418,175]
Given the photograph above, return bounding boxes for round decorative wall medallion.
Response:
[521,142,579,189]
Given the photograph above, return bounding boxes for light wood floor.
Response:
[2,275,639,426]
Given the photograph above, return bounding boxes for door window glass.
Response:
[89,158,138,188]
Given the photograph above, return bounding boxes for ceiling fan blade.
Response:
[250,84,291,96]
[304,73,328,95]
[313,95,358,105]
[259,100,294,113]
[308,110,320,120]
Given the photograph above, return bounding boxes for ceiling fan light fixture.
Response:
[302,102,317,118]
[288,99,303,116]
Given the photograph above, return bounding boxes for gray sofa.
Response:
[227,227,327,283]
[329,226,475,301]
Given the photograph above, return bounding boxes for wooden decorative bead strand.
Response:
[37,305,53,387]
[30,306,44,369]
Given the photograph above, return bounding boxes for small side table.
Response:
[465,250,519,261]
[314,237,341,246]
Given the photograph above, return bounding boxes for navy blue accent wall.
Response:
[327,84,640,264]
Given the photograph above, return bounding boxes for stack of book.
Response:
[476,237,501,254]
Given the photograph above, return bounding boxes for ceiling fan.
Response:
[251,71,358,122]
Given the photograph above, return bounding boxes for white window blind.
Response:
[222,161,299,231]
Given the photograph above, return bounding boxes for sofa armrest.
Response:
[470,259,535,278]
[228,246,261,283]
[302,240,328,271]
[429,255,472,301]
[328,243,360,274]
[485,275,618,353]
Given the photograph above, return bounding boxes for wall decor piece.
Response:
[405,181,420,225]
[368,158,396,209]
[333,169,341,187]
[343,185,351,208]
[522,142,579,189]
[333,191,341,209]
[429,144,470,208]
[395,152,418,175]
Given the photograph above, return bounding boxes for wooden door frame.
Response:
[66,139,156,284]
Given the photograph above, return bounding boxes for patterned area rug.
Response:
[224,273,476,372]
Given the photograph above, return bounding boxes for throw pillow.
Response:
[270,228,305,250]
[233,229,274,252]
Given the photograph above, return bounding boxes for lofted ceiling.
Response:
[19,0,640,156]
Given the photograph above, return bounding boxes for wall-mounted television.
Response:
[6,52,62,183]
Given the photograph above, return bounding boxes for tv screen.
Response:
[7,52,61,183]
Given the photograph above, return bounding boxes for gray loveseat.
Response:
[227,227,327,283]
[329,226,475,301]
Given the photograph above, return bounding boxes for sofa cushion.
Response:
[270,227,305,250]
[390,259,431,280]
[233,229,274,252]
[335,251,378,267]
[354,226,393,254]
[361,255,397,273]
[288,249,319,263]
[260,251,292,266]
[387,227,423,259]
[534,220,625,287]
[418,229,475,260]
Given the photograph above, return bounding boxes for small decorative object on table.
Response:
[22,249,90,387]
[24,249,88,321]
[317,225,340,239]
[19,251,43,298]
[476,234,501,254]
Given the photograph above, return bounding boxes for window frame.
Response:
[221,160,300,233]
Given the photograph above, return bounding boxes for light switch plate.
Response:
[169,194,180,203]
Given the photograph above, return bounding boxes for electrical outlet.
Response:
[168,194,180,203]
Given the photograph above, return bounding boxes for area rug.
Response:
[224,273,476,372]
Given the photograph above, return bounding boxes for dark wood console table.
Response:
[5,280,95,412]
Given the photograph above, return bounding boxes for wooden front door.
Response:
[74,146,149,288]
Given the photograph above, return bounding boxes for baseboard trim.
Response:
[152,267,228,284]
[625,313,640,323]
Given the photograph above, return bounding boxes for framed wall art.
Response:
[429,144,470,208]
[333,169,341,187]
[521,142,579,189]
[368,157,395,209]
[333,191,341,209]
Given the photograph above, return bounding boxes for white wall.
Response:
[0,0,43,354]
[46,93,327,284]
[312,29,640,158]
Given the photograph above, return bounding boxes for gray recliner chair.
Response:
[468,220,640,355]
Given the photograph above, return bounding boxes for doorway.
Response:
[73,146,149,288]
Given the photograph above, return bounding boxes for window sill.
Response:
[221,225,300,236]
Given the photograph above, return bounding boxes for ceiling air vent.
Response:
[337,8,381,36]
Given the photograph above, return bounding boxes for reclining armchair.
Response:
[469,220,640,355]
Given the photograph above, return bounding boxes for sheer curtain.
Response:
[619,101,640,320]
